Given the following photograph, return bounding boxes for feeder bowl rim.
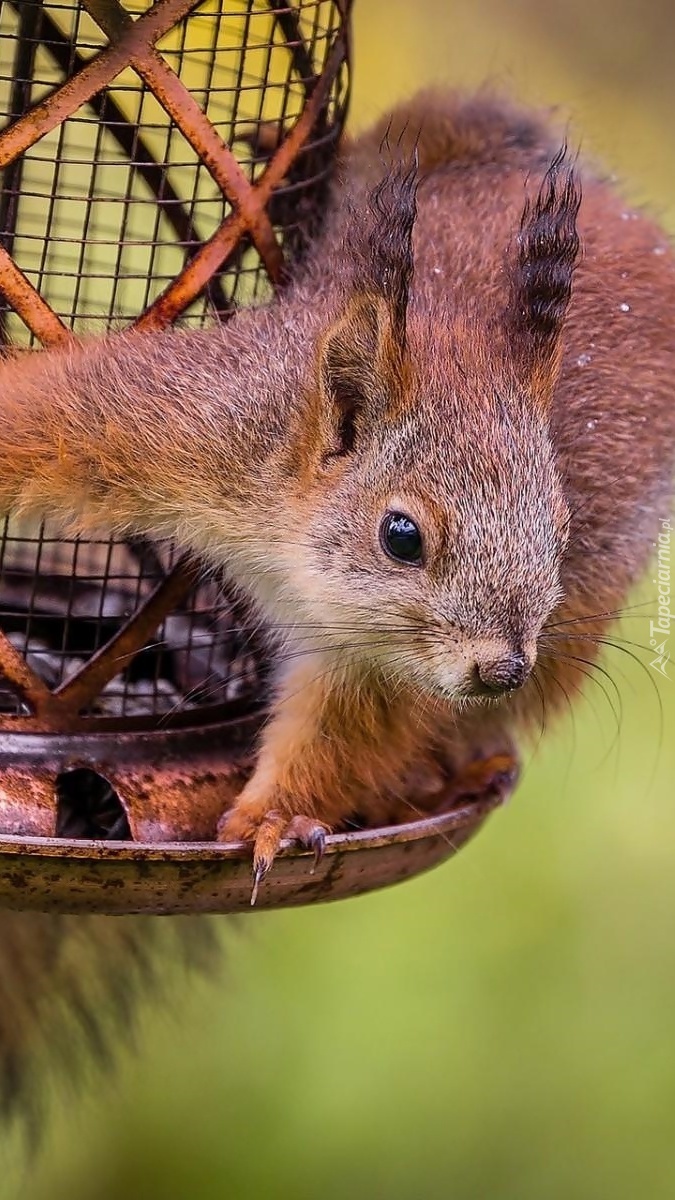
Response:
[0,794,503,864]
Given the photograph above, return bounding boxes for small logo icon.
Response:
[650,639,671,679]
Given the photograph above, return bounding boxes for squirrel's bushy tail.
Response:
[0,910,219,1139]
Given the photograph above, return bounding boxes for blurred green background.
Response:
[6,0,675,1197]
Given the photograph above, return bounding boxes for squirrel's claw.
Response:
[250,814,329,904]
[249,809,286,904]
[217,806,329,904]
[285,815,328,871]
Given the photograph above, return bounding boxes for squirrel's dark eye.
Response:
[380,512,423,565]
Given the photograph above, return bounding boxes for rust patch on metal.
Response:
[0,768,56,838]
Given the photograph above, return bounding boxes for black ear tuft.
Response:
[357,156,419,347]
[511,146,582,385]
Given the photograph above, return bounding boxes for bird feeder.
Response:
[0,0,514,914]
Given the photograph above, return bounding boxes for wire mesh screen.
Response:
[0,0,351,733]
[0,518,258,722]
[0,0,349,336]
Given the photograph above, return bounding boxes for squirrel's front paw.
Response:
[217,793,329,904]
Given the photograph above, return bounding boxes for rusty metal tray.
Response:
[0,789,506,915]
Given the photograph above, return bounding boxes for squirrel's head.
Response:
[294,151,580,702]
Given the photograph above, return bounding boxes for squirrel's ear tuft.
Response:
[360,159,419,346]
[509,146,582,407]
[318,294,399,457]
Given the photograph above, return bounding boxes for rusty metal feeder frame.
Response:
[0,0,510,914]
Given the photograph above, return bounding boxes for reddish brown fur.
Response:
[1,89,674,873]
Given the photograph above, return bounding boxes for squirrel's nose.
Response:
[472,650,531,696]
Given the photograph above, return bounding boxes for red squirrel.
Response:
[2,90,675,879]
[1,88,674,1116]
